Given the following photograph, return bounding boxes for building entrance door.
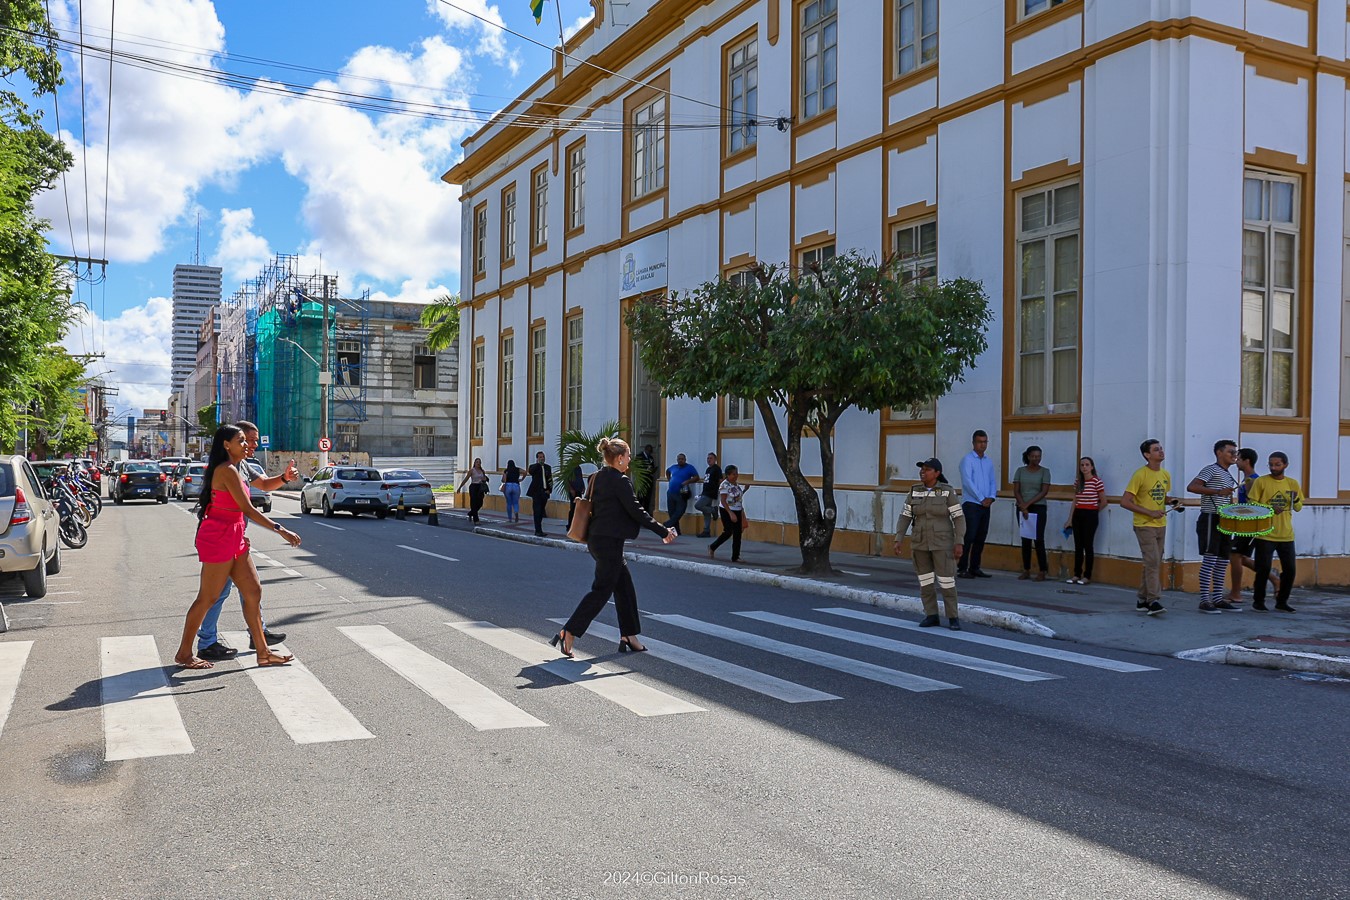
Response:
[631,339,661,462]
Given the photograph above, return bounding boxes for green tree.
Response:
[626,252,991,573]
[555,420,652,502]
[24,350,95,458]
[419,294,461,352]
[197,402,220,437]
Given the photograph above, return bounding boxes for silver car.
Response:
[380,469,435,514]
[0,456,61,599]
[176,463,210,501]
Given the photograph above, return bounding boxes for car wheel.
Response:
[114,495,123,505]
[46,540,62,575]
[157,496,168,504]
[322,497,334,518]
[263,501,272,513]
[300,495,310,515]
[375,510,387,520]
[21,545,48,598]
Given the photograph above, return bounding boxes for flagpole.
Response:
[554,0,567,61]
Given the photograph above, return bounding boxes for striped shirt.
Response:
[1073,476,1106,509]
[1193,463,1237,515]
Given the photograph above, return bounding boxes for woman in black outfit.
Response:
[552,437,677,657]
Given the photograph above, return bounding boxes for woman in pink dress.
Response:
[175,425,302,669]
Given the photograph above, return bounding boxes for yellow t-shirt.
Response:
[1246,475,1303,543]
[1124,466,1172,528]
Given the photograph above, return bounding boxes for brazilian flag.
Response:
[530,0,544,24]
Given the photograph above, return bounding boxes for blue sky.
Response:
[38,0,589,415]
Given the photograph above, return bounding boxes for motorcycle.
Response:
[45,477,90,549]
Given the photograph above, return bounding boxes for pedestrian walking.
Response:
[501,460,522,523]
[551,438,676,657]
[1063,457,1106,585]
[1187,440,1240,613]
[663,452,701,532]
[894,458,966,630]
[694,451,723,538]
[456,457,489,523]
[1013,445,1051,581]
[1120,438,1180,616]
[565,465,587,529]
[175,425,300,669]
[708,465,747,562]
[194,420,290,660]
[1248,452,1303,612]
[526,451,553,536]
[957,430,996,578]
[1227,448,1279,604]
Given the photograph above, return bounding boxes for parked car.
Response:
[110,460,170,504]
[176,463,209,501]
[0,455,61,598]
[380,469,435,514]
[242,458,272,512]
[160,456,193,468]
[300,466,389,518]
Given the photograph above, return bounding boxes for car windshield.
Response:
[336,469,379,480]
[383,470,422,480]
[189,465,207,475]
[125,462,159,473]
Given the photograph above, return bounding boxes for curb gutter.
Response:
[1174,644,1350,678]
[473,526,1056,639]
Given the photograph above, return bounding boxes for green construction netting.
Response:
[255,298,333,451]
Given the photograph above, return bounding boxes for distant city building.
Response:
[171,264,222,394]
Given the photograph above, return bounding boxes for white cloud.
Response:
[63,297,175,418]
[364,279,458,306]
[425,0,517,71]
[564,11,594,40]
[213,208,272,284]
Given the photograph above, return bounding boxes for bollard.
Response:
[427,502,439,526]
[396,494,407,520]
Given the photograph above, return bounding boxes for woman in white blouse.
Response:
[708,465,747,562]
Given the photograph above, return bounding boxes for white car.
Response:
[299,466,389,519]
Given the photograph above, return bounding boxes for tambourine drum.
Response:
[1216,503,1275,537]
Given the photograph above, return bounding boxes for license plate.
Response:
[136,488,151,493]
[355,498,371,505]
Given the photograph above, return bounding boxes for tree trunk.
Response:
[755,397,836,574]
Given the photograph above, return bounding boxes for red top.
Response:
[1074,476,1106,509]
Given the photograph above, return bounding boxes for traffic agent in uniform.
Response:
[894,458,967,630]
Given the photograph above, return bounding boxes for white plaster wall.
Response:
[888,75,938,128]
[935,104,1004,469]
[1007,430,1077,486]
[723,204,756,264]
[754,10,793,183]
[887,137,937,214]
[833,406,880,485]
[756,183,792,265]
[1339,436,1350,490]
[1011,82,1082,180]
[724,155,757,194]
[1245,0,1309,48]
[1307,75,1348,498]
[883,432,937,482]
[1179,0,1243,28]
[1011,13,1083,76]
[669,214,717,293]
[720,437,754,477]
[795,120,836,163]
[836,150,883,257]
[1318,0,1347,61]
[836,0,881,148]
[794,175,836,242]
[1244,68,1309,164]
[627,197,665,234]
[1241,432,1306,484]
[938,0,1003,106]
[1084,0,1153,42]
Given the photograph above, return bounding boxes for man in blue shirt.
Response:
[663,452,701,533]
[957,429,997,578]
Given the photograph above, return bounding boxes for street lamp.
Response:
[277,336,333,468]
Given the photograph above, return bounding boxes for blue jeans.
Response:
[196,578,269,648]
[503,483,521,520]
[665,491,689,530]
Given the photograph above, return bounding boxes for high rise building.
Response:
[170,264,222,393]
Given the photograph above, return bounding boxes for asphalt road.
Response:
[1,497,1347,899]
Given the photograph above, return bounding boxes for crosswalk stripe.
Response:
[314,522,344,531]
[339,625,546,731]
[221,632,374,744]
[100,636,194,761]
[649,614,958,693]
[548,619,839,704]
[398,545,459,562]
[449,621,705,717]
[735,612,1058,683]
[0,642,34,739]
[816,608,1160,673]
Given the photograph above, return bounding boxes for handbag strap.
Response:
[584,472,597,502]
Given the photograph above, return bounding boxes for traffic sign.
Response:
[318,437,332,452]
[259,434,271,448]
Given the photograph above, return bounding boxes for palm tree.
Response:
[555,420,652,503]
[419,293,461,352]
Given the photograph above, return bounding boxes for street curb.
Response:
[1174,644,1350,677]
[473,526,1056,639]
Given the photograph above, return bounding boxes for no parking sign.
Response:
[318,437,332,452]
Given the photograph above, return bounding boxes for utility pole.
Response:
[320,276,332,468]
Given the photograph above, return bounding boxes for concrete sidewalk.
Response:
[448,506,1350,679]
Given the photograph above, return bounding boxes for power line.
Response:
[99,0,116,357]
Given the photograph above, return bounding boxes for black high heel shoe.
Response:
[549,630,574,658]
[618,637,648,653]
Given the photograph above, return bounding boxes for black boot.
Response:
[918,614,940,627]
[948,618,961,630]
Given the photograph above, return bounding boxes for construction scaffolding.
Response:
[217,254,370,449]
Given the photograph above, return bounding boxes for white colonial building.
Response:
[447,0,1350,587]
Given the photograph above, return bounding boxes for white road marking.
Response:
[736,612,1057,682]
[313,522,344,531]
[450,621,705,717]
[314,583,328,591]
[221,632,374,744]
[340,625,546,731]
[816,608,1160,673]
[281,568,302,577]
[100,636,194,761]
[398,545,459,562]
[252,553,276,566]
[0,642,34,739]
[550,619,838,704]
[838,569,871,577]
[650,614,958,693]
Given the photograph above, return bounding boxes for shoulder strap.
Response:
[584,472,598,501]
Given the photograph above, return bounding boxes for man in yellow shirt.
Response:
[1120,438,1180,616]
[1246,451,1303,612]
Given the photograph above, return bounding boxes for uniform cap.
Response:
[915,457,943,473]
